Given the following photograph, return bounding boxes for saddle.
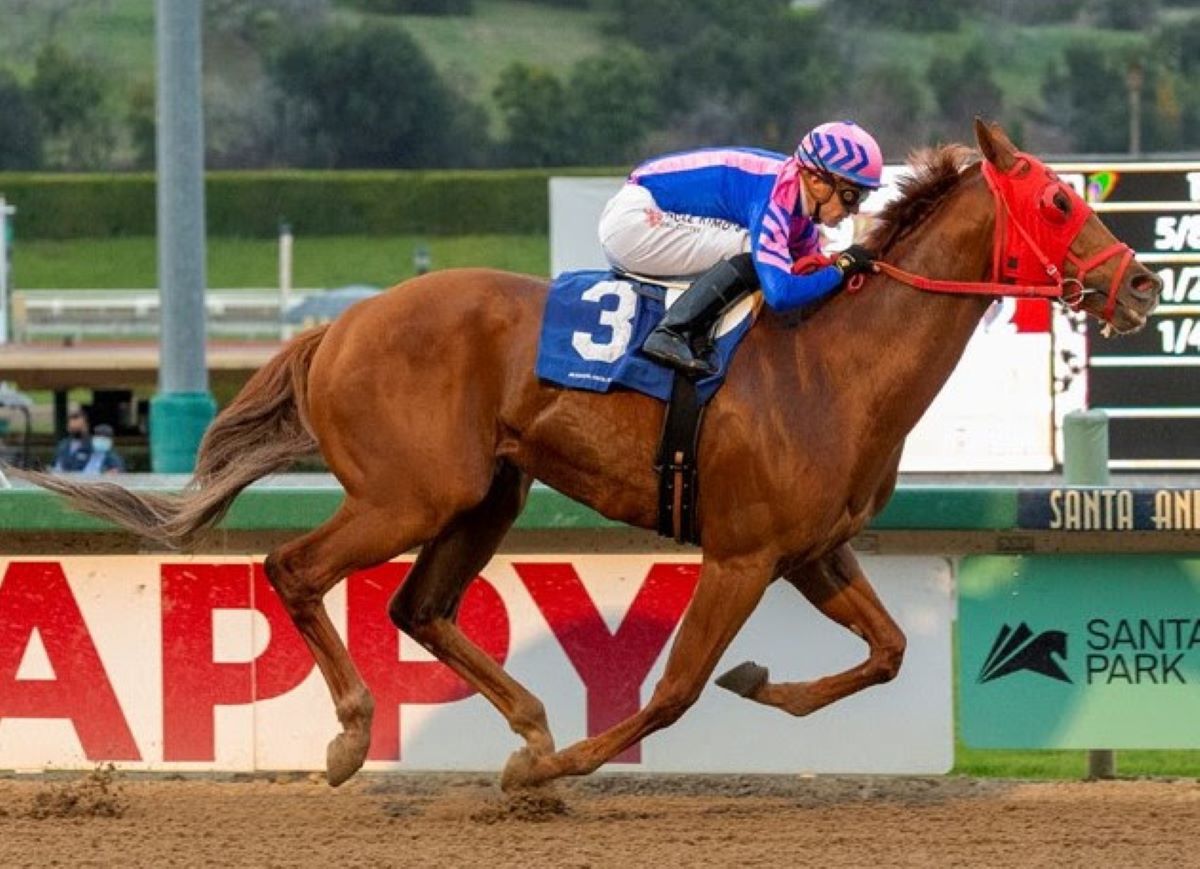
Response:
[535,269,762,545]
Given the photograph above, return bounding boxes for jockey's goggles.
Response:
[834,181,868,210]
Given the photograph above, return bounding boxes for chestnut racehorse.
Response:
[13,121,1160,789]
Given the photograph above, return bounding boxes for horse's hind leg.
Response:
[714,544,907,716]
[264,500,434,786]
[388,462,555,756]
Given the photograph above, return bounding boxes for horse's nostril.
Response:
[1131,273,1161,297]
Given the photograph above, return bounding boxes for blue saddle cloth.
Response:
[535,270,753,404]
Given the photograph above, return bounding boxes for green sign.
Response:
[959,555,1200,748]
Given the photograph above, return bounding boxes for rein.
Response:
[848,157,1135,323]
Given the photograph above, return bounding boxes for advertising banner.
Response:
[1017,486,1200,532]
[0,554,952,774]
[959,554,1200,748]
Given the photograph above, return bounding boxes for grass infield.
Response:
[13,234,550,290]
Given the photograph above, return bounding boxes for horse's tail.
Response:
[7,324,330,549]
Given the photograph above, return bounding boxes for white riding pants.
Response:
[598,183,751,280]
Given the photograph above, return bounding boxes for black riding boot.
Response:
[641,253,758,377]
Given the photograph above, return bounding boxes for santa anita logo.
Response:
[978,622,1072,684]
[980,620,1197,686]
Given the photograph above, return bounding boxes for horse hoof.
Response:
[715,660,769,698]
[501,747,553,792]
[325,731,368,787]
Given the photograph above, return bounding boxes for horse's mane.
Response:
[865,144,978,254]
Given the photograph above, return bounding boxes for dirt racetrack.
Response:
[1,771,1198,868]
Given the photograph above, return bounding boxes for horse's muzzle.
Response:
[1106,269,1162,335]
[1130,271,1163,304]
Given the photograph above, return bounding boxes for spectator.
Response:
[80,424,126,475]
[51,407,92,473]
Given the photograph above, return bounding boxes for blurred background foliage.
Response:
[0,0,1196,172]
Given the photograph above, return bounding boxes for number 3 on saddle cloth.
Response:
[536,269,758,402]
[536,269,761,545]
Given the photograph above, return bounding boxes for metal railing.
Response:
[10,288,322,342]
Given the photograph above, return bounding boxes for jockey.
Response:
[599,120,883,376]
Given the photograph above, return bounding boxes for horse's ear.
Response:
[974,117,1018,172]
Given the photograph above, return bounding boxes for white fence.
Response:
[11,288,322,341]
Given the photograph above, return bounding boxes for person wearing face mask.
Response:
[51,408,93,473]
[598,120,883,376]
[80,424,126,475]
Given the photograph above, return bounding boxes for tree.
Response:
[596,0,728,48]
[736,7,842,146]
[493,49,667,168]
[0,70,43,170]
[269,23,485,167]
[205,76,296,170]
[1089,0,1159,30]
[126,80,155,170]
[1041,47,1128,152]
[564,47,657,165]
[201,0,334,170]
[493,63,571,166]
[830,0,976,31]
[30,42,116,169]
[1040,43,1183,153]
[842,62,926,155]
[987,0,1086,25]
[927,45,1004,132]
[205,0,331,44]
[0,0,113,45]
[336,0,473,12]
[1156,14,1200,147]
[594,0,842,150]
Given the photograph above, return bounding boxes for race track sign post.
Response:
[0,197,13,345]
[959,554,1200,748]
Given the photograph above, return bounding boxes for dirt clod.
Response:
[471,789,571,823]
[26,765,128,820]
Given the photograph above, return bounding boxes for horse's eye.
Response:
[1038,184,1071,225]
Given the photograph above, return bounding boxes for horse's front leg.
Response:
[501,553,774,790]
[714,543,906,716]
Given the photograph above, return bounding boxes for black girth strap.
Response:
[655,373,705,545]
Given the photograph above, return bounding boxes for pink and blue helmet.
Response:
[796,121,883,189]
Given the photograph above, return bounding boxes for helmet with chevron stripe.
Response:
[796,121,883,189]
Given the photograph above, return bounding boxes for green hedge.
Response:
[0,167,621,239]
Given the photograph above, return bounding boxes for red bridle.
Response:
[851,154,1136,323]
